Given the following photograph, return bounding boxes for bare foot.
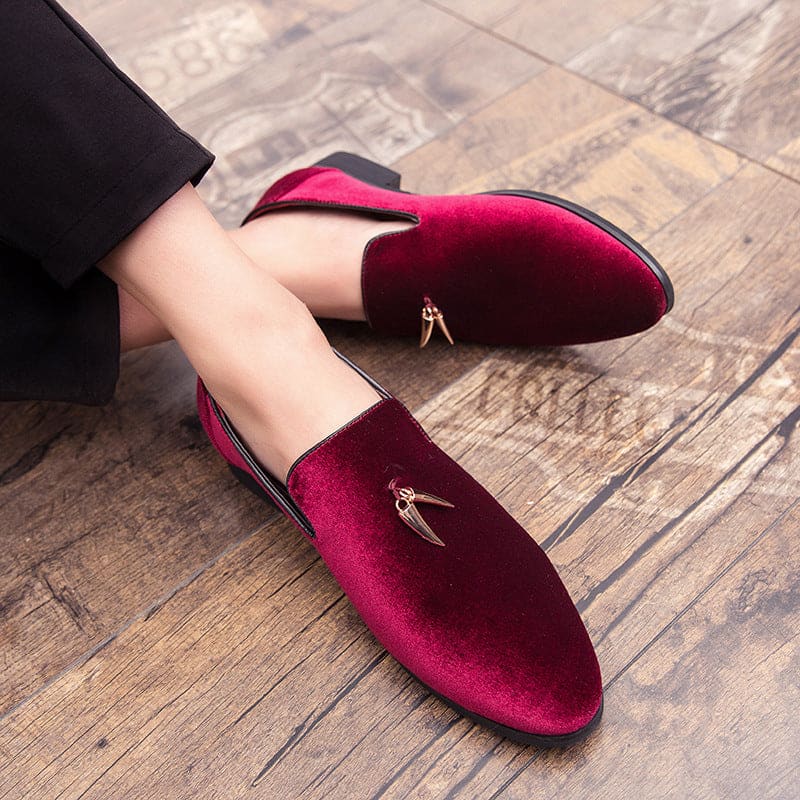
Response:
[231,209,414,321]
[119,209,414,350]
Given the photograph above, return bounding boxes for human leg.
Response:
[100,183,379,481]
[117,208,412,351]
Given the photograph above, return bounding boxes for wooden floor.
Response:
[2,1,799,797]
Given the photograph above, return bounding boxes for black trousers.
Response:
[0,0,214,405]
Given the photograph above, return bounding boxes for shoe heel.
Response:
[313,151,402,190]
[229,464,277,507]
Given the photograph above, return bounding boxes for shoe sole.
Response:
[229,460,603,748]
[314,151,674,313]
[416,674,604,748]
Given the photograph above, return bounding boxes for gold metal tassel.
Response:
[420,297,455,348]
[391,483,454,546]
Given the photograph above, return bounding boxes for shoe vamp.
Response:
[287,397,601,733]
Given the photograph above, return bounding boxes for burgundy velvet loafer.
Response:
[243,152,673,347]
[197,354,603,746]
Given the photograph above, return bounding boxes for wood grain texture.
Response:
[768,136,800,184]
[429,0,656,63]
[92,0,546,228]
[564,0,800,180]
[566,0,772,96]
[638,0,800,179]
[0,343,267,716]
[395,66,742,238]
[2,0,799,798]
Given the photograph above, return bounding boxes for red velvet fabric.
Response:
[197,378,602,737]
[196,378,253,478]
[246,166,668,345]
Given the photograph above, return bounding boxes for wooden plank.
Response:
[431,0,656,63]
[0,343,266,717]
[312,0,545,118]
[563,0,800,178]
[638,0,800,181]
[566,0,772,97]
[484,501,800,800]
[168,0,547,228]
[69,1,280,110]
[768,137,800,185]
[395,65,742,239]
[67,0,367,114]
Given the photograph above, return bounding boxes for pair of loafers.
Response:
[197,153,673,745]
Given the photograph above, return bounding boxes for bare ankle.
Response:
[230,210,413,320]
[118,287,172,351]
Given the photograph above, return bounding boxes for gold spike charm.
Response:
[391,481,454,546]
[420,296,455,348]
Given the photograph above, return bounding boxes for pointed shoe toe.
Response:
[243,151,673,348]
[196,359,603,746]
